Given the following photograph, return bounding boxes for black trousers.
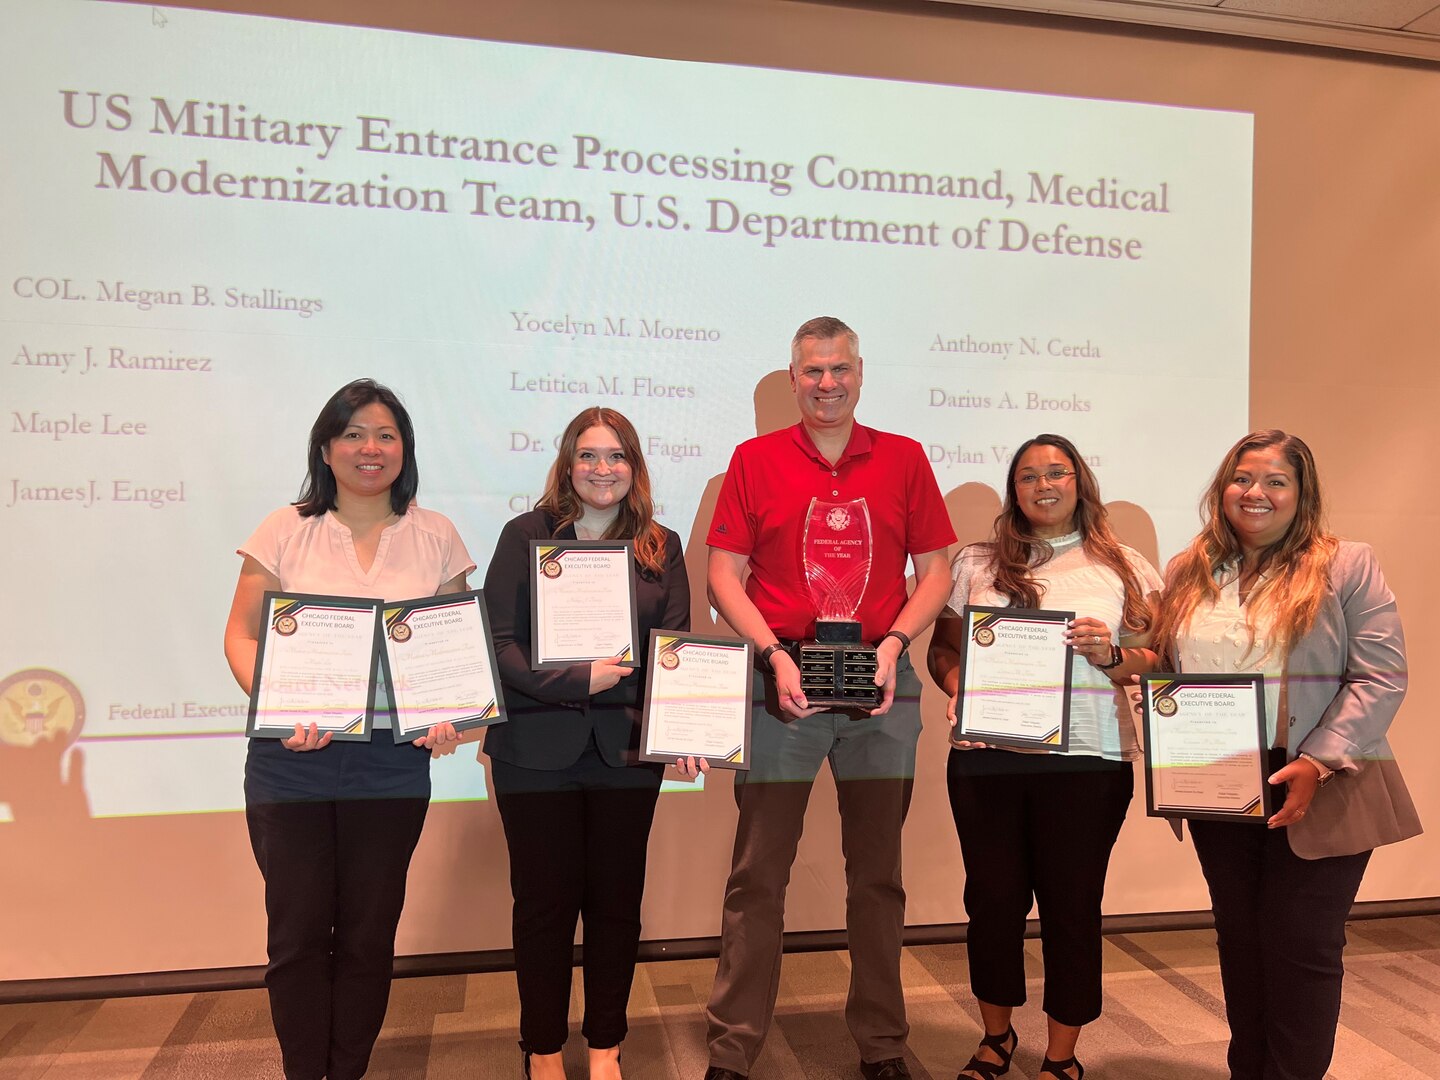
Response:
[947,749,1133,1026]
[1190,821,1371,1080]
[246,797,429,1080]
[491,742,663,1054]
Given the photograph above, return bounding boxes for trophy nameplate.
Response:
[798,498,880,709]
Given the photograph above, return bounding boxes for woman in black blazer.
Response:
[483,407,690,1080]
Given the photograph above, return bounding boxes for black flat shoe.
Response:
[1040,1055,1084,1079]
[958,1025,1017,1079]
[860,1059,911,1080]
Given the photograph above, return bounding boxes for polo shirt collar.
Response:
[789,422,873,467]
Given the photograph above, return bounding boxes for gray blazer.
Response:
[1279,541,1420,858]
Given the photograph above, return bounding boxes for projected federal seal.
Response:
[0,668,86,749]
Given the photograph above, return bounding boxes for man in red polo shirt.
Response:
[702,316,955,1080]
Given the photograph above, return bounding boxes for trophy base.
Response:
[797,639,881,710]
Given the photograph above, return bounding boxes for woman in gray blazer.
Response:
[1146,430,1420,1080]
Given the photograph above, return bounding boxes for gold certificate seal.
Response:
[660,651,680,670]
[541,559,563,579]
[973,626,996,647]
[1155,695,1178,717]
[0,668,86,749]
[274,614,299,637]
[390,621,413,643]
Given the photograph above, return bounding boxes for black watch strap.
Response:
[760,642,787,668]
[881,629,911,654]
[1095,644,1124,671]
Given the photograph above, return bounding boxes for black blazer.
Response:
[481,509,691,769]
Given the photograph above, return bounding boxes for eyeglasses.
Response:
[1015,469,1075,487]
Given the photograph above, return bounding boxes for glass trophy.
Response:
[798,498,880,708]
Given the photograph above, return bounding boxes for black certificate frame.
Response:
[1141,672,1274,824]
[637,629,754,772]
[245,591,382,743]
[528,539,641,671]
[377,589,509,744]
[956,605,1075,752]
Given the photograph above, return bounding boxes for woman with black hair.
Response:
[224,379,474,1080]
[928,434,1161,1080]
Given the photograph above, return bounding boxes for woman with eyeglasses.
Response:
[1138,430,1419,1080]
[927,434,1162,1080]
[482,407,690,1080]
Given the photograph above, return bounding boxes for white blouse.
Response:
[1176,566,1285,747]
[239,504,474,601]
[946,531,1163,760]
[239,504,476,727]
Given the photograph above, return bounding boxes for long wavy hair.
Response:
[538,407,667,575]
[987,434,1152,634]
[294,379,418,517]
[1152,430,1336,656]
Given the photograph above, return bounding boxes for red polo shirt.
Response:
[707,423,955,641]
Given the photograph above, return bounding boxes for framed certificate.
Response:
[638,631,753,771]
[955,605,1074,751]
[1141,673,1273,823]
[529,540,640,670]
[246,592,382,742]
[377,590,509,744]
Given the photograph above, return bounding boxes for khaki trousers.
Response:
[705,658,922,1072]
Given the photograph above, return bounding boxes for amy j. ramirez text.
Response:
[13,342,215,376]
[5,478,187,509]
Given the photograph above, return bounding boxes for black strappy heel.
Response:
[1040,1055,1084,1079]
[957,1025,1017,1079]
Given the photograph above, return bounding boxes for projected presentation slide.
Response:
[0,1,1252,821]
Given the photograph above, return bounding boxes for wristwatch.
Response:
[1095,644,1124,671]
[880,629,911,654]
[759,642,787,669]
[1298,752,1336,786]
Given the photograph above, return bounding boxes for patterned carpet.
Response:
[3,917,1438,1079]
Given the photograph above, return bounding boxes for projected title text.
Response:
[62,92,1171,260]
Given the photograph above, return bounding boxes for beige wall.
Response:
[6,0,1436,982]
